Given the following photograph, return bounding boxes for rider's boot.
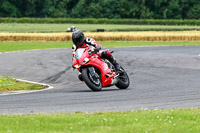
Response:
[112,59,121,72]
[102,51,121,73]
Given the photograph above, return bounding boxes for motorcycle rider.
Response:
[72,30,121,72]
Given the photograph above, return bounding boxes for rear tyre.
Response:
[115,67,130,89]
[82,68,102,91]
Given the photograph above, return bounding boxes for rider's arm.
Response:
[85,37,102,49]
[72,44,76,60]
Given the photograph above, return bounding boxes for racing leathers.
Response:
[72,37,120,71]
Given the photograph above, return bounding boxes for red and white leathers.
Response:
[72,37,100,56]
[72,37,120,71]
[72,37,112,58]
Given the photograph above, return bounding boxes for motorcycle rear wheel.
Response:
[115,67,130,89]
[82,68,102,91]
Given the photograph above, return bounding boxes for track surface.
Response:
[0,46,200,114]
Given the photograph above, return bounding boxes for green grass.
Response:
[0,41,200,52]
[0,42,199,132]
[0,108,200,133]
[0,42,69,52]
[0,77,45,92]
[1,23,200,33]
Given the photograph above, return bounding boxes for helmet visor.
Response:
[73,36,84,47]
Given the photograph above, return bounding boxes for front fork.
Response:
[78,67,99,81]
[88,67,99,79]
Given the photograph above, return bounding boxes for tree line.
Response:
[1,0,200,19]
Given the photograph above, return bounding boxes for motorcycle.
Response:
[73,48,130,91]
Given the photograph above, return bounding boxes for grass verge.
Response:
[0,41,200,52]
[1,23,200,33]
[0,77,45,92]
[0,108,200,133]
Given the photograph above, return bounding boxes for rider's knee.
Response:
[101,50,111,58]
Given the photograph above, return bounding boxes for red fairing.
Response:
[72,48,116,87]
[86,55,115,87]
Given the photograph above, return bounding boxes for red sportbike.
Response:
[73,48,130,91]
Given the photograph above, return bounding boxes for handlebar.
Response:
[89,50,114,56]
[89,51,97,56]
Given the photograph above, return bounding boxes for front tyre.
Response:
[115,67,130,89]
[82,68,102,91]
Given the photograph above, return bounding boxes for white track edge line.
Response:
[0,49,44,54]
[0,78,54,96]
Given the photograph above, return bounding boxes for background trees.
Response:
[0,0,200,19]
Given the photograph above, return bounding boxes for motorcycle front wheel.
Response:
[82,68,102,91]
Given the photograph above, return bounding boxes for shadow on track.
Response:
[69,88,124,93]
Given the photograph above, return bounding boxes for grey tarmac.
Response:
[0,46,200,114]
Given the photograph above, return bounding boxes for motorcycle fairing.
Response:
[73,48,116,87]
[82,56,116,87]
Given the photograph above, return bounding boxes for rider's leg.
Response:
[100,50,121,71]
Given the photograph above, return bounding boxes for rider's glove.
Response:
[94,46,101,53]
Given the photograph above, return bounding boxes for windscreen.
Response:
[75,48,85,60]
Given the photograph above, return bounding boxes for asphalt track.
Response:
[0,46,200,114]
